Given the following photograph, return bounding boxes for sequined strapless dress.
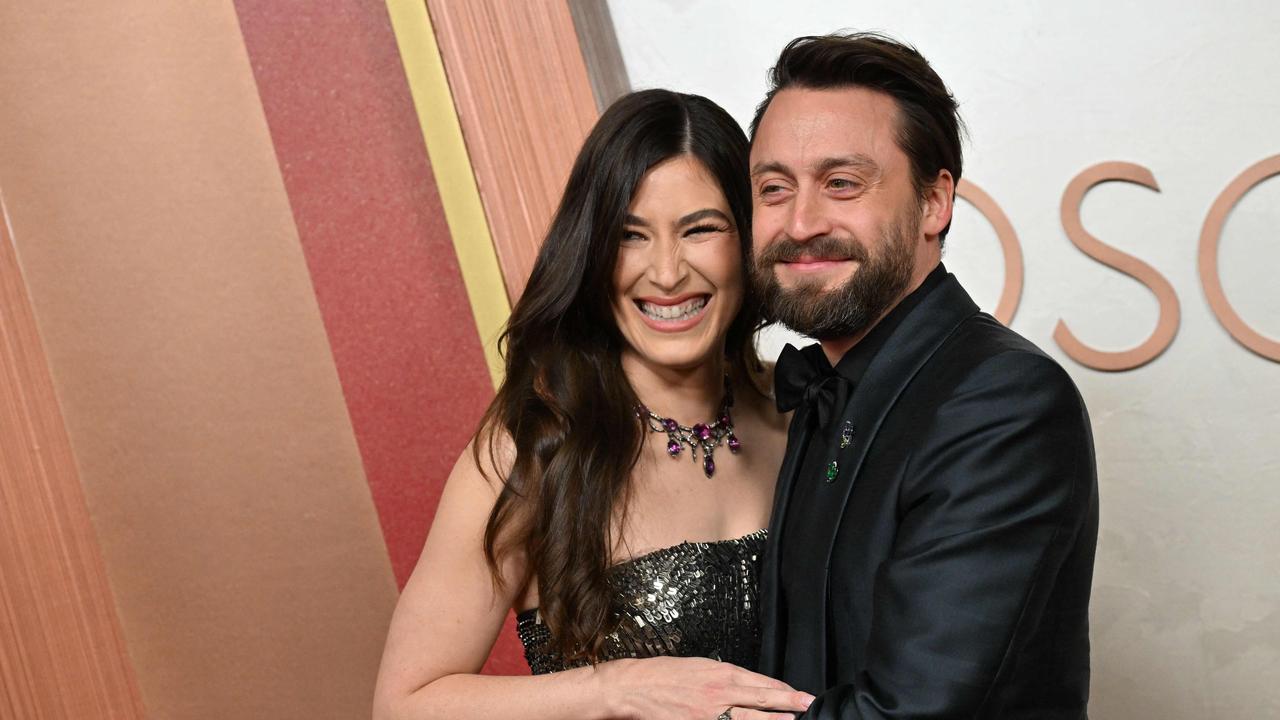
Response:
[516,529,767,674]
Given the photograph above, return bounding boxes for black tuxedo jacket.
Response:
[760,274,1099,719]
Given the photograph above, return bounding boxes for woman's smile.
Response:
[634,293,713,331]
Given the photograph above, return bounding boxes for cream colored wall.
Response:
[610,1,1280,717]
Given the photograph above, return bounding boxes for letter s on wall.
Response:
[1055,162,1181,371]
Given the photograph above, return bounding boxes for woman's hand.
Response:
[592,656,814,720]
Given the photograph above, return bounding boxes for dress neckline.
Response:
[610,527,768,572]
[515,528,767,621]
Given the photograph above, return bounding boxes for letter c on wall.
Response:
[1055,162,1181,371]
[1199,154,1280,362]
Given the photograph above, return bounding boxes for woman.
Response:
[373,90,813,720]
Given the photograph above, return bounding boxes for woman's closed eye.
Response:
[683,223,730,239]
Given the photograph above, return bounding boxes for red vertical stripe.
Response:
[233,0,526,675]
[232,0,529,676]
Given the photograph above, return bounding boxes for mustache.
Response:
[755,235,869,266]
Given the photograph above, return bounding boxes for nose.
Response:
[784,187,834,242]
[645,236,688,291]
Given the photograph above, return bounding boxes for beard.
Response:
[752,212,918,340]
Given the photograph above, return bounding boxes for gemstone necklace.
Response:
[635,385,740,478]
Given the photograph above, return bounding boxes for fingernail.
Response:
[802,693,816,707]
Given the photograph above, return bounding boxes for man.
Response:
[749,34,1099,718]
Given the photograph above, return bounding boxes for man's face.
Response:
[750,86,939,341]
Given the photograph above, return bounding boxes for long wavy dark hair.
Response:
[475,89,760,663]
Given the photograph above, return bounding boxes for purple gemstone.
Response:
[667,439,682,457]
[719,414,731,426]
[693,423,711,440]
[703,456,716,477]
[663,418,679,432]
[635,405,648,418]
[728,435,742,453]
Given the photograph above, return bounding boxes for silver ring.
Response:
[717,710,733,720]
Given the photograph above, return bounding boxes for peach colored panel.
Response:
[428,0,600,300]
[0,3,397,719]
[0,198,147,720]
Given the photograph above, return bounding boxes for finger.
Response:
[727,666,797,692]
[720,687,814,712]
[725,709,799,720]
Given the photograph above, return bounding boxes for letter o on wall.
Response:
[956,179,1023,325]
[1199,154,1280,363]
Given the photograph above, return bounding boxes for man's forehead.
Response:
[763,86,899,125]
[750,87,900,170]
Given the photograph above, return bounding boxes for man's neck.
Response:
[819,326,873,367]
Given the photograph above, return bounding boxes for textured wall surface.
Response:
[0,2,402,716]
[427,0,600,300]
[233,0,494,594]
[0,198,147,720]
[0,1,545,711]
[610,1,1280,717]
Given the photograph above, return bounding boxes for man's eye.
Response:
[830,178,859,190]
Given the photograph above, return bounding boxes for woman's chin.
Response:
[623,343,722,375]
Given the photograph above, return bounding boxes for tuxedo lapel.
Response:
[761,275,981,678]
[811,276,980,621]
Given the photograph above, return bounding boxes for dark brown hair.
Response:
[475,89,760,663]
[751,32,964,242]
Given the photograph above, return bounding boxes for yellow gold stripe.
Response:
[385,0,509,387]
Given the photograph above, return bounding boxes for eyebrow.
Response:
[816,154,880,175]
[677,208,731,226]
[749,160,789,179]
[750,154,881,178]
[624,208,732,228]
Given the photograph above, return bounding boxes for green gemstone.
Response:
[825,460,838,482]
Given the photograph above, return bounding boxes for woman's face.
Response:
[612,154,744,372]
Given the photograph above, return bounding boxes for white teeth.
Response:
[640,296,708,322]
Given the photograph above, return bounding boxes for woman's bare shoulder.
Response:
[462,424,516,487]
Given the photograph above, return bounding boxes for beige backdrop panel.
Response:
[0,3,398,718]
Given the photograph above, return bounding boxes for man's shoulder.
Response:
[949,312,1049,359]
[923,313,1083,406]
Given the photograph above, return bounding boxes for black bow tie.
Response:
[774,343,853,429]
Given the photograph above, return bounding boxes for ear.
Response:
[920,169,955,240]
